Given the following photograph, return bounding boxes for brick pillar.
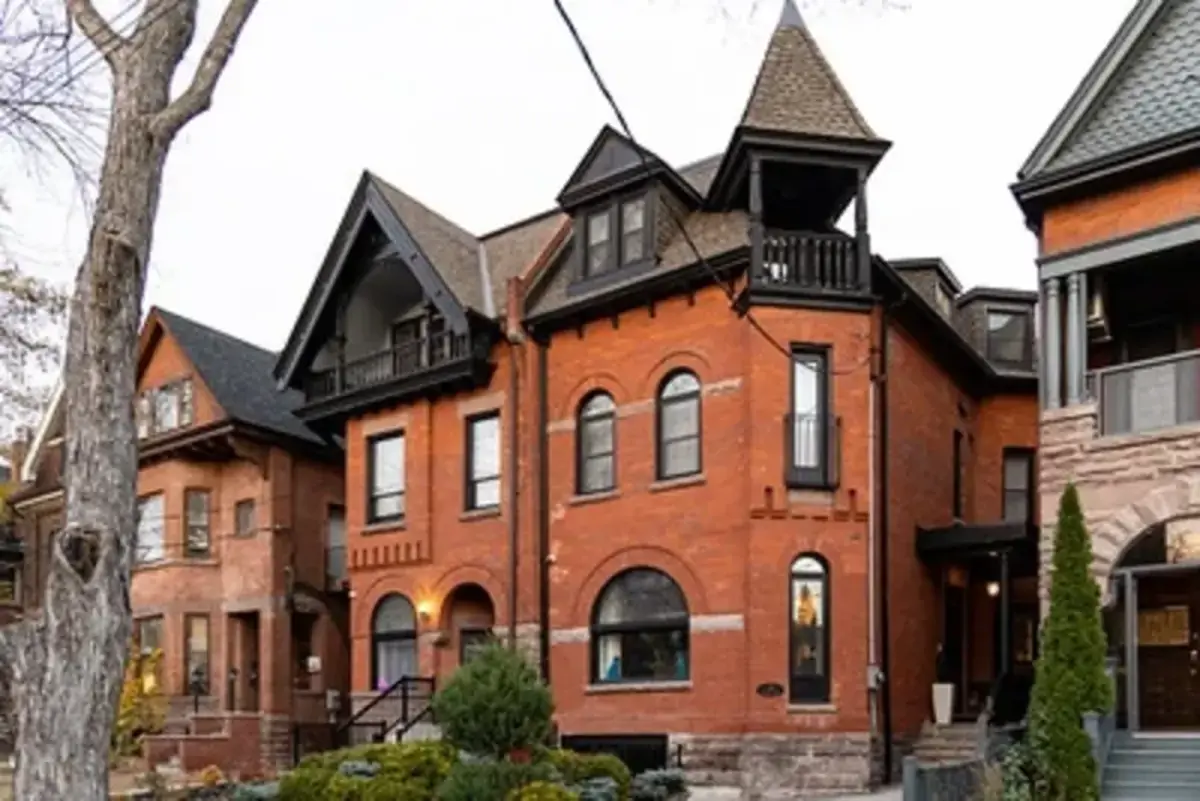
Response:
[260,608,293,716]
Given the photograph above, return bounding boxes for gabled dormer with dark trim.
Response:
[274,171,499,429]
[709,0,891,311]
[557,126,704,298]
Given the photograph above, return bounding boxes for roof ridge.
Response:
[365,171,479,246]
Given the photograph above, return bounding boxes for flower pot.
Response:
[932,682,955,725]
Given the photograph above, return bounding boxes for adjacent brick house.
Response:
[1013,0,1200,736]
[10,308,348,775]
[274,3,1039,794]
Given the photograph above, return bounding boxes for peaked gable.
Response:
[138,311,227,429]
[557,125,703,210]
[274,172,475,389]
[739,0,876,141]
[1021,0,1200,178]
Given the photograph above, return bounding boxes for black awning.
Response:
[917,521,1033,559]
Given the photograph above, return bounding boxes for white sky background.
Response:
[5,0,1133,353]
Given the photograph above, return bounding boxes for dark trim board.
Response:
[1037,215,1200,279]
[916,522,1034,559]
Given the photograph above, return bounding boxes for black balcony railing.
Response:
[304,330,472,404]
[755,231,864,294]
[1096,348,1200,436]
[783,412,841,490]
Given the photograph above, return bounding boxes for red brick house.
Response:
[10,308,348,776]
[273,3,1040,793]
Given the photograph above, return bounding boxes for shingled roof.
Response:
[1020,0,1200,178]
[154,308,326,445]
[739,0,877,141]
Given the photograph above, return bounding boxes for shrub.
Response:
[279,741,455,801]
[572,777,619,801]
[508,780,580,801]
[113,643,166,757]
[432,643,554,758]
[232,783,282,801]
[629,769,686,801]
[200,765,226,787]
[1025,485,1110,801]
[437,759,557,801]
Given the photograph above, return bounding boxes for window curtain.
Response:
[596,589,627,680]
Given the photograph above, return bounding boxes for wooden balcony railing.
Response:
[304,330,472,404]
[754,230,864,294]
[1094,348,1200,436]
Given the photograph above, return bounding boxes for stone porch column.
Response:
[1066,271,1087,405]
[1043,277,1063,409]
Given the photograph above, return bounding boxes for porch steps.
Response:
[1103,734,1200,800]
[911,722,981,765]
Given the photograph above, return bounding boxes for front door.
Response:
[1138,574,1200,729]
[943,584,967,717]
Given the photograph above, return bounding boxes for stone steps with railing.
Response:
[1102,734,1200,801]
[910,722,983,765]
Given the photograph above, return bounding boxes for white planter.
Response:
[932,682,955,725]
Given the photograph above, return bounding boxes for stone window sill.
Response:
[569,490,620,506]
[649,474,706,494]
[134,557,219,573]
[787,703,837,715]
[586,681,692,695]
[1090,419,1200,453]
[460,507,502,522]
[362,520,406,535]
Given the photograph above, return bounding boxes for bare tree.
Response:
[0,1,259,797]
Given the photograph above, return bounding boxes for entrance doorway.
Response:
[439,583,496,680]
[1136,574,1200,729]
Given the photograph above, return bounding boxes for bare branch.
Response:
[150,0,259,140]
[63,0,125,68]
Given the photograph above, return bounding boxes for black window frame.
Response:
[576,391,617,495]
[1002,447,1035,525]
[655,370,702,481]
[371,593,418,690]
[985,308,1033,368]
[953,430,964,520]
[366,430,406,525]
[578,190,655,282]
[789,552,831,703]
[184,488,211,557]
[465,410,502,512]
[589,567,691,685]
[786,346,833,489]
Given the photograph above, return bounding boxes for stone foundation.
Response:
[674,732,881,800]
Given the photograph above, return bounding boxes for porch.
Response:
[916,523,1040,727]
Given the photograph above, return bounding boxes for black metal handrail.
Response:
[757,230,862,292]
[304,330,472,403]
[334,675,435,740]
[387,703,435,743]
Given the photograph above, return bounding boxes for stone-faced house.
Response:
[1014,0,1200,740]
[272,2,1040,793]
[11,307,349,776]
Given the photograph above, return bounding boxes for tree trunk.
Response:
[0,3,258,797]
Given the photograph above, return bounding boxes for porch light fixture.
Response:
[986,581,1000,598]
[417,600,433,623]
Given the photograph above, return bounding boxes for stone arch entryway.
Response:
[437,583,496,680]
[1105,514,1200,733]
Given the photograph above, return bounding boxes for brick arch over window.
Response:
[354,573,423,635]
[569,545,708,628]
[432,564,509,629]
[558,372,632,421]
[1085,476,1200,604]
[638,349,712,398]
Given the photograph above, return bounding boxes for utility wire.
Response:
[550,0,874,378]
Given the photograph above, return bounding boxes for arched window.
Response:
[371,594,417,690]
[591,568,690,684]
[577,392,616,494]
[789,554,831,702]
[656,370,701,480]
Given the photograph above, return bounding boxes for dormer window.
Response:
[935,284,953,318]
[580,193,653,280]
[987,310,1031,367]
[136,378,194,439]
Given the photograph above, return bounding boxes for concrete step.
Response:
[1104,777,1199,800]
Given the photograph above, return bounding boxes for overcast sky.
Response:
[5,0,1132,353]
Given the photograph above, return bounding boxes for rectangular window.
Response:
[136,494,165,564]
[326,504,347,588]
[185,489,211,557]
[367,432,405,523]
[184,614,210,695]
[585,212,612,277]
[137,378,195,438]
[235,499,256,537]
[952,430,964,519]
[987,311,1030,367]
[1003,449,1034,523]
[0,563,19,605]
[466,412,501,511]
[135,615,164,689]
[620,197,646,265]
[787,350,830,487]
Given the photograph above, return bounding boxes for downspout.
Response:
[878,301,894,780]
[536,339,551,682]
[506,336,520,649]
